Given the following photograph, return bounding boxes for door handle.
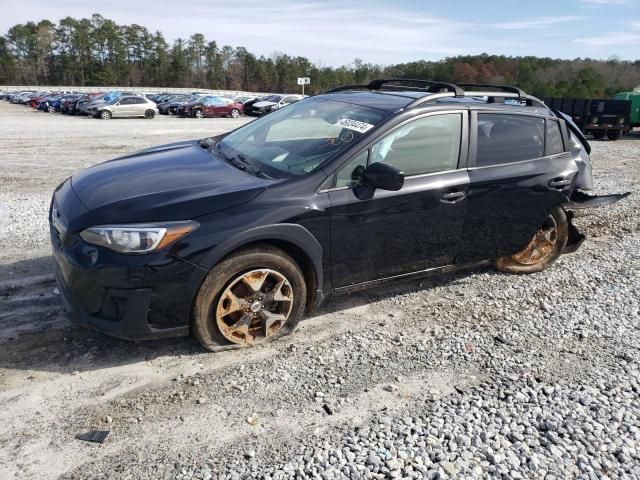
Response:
[440,191,466,203]
[548,178,571,188]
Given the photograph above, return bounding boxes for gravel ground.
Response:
[0,101,639,480]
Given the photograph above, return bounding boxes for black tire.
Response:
[99,110,112,120]
[47,105,55,113]
[144,109,155,119]
[607,130,620,141]
[592,131,605,140]
[495,207,568,274]
[193,109,204,119]
[229,108,240,118]
[192,244,307,351]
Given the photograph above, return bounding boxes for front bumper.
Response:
[50,214,201,341]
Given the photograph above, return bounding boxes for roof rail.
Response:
[367,78,464,96]
[324,78,546,109]
[325,78,464,96]
[456,83,526,100]
[324,84,370,93]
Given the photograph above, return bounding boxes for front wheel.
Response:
[229,108,240,118]
[47,105,55,113]
[99,110,112,120]
[607,130,620,141]
[495,207,568,274]
[193,109,204,119]
[592,131,605,140]
[144,109,155,119]
[192,245,306,351]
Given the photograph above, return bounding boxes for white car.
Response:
[92,96,159,120]
[248,94,306,116]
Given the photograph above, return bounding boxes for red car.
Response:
[180,96,244,119]
[29,94,51,108]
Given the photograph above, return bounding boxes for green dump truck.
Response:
[613,89,640,129]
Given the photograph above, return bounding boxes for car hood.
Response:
[69,140,271,226]
[253,101,278,108]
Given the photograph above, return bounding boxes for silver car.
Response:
[93,96,159,120]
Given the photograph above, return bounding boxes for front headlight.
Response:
[80,221,199,254]
[591,117,599,124]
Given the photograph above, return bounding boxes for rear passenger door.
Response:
[459,112,578,261]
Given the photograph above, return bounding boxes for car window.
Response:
[370,113,462,176]
[545,119,564,155]
[219,97,390,177]
[133,97,146,104]
[336,150,369,188]
[282,96,298,104]
[119,97,135,105]
[476,114,545,166]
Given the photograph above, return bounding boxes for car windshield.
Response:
[217,97,390,177]
[263,95,283,103]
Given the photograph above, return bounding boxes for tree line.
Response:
[1,15,639,98]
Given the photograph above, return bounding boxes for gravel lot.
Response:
[0,101,639,480]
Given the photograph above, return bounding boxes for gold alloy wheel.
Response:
[215,269,294,345]
[510,214,558,265]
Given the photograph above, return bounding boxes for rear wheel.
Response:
[229,108,240,118]
[495,207,568,274]
[99,110,112,120]
[607,130,620,141]
[144,109,155,119]
[194,109,204,119]
[192,245,306,351]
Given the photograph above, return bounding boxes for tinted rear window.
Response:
[477,114,545,166]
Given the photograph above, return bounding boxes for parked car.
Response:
[185,97,244,118]
[60,94,83,114]
[233,95,257,105]
[37,95,63,112]
[82,91,140,115]
[29,92,52,108]
[174,95,208,116]
[72,93,102,115]
[245,94,305,116]
[48,79,629,349]
[10,91,35,103]
[157,94,191,114]
[91,95,159,119]
[50,94,80,113]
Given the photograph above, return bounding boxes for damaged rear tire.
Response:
[495,207,568,274]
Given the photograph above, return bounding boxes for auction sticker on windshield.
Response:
[335,118,375,134]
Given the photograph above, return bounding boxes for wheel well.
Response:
[220,239,319,312]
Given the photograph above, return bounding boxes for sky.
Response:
[1,0,639,66]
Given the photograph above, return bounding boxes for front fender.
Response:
[186,223,324,308]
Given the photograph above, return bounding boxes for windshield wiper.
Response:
[212,143,271,179]
[233,153,271,179]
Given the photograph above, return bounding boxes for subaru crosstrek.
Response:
[49,79,628,351]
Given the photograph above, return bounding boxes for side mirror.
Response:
[363,162,404,191]
[354,162,404,200]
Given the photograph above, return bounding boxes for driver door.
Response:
[328,111,469,288]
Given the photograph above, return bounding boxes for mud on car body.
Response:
[49,79,629,351]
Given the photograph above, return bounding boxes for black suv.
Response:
[49,79,627,350]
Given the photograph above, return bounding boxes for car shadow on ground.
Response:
[0,255,491,376]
